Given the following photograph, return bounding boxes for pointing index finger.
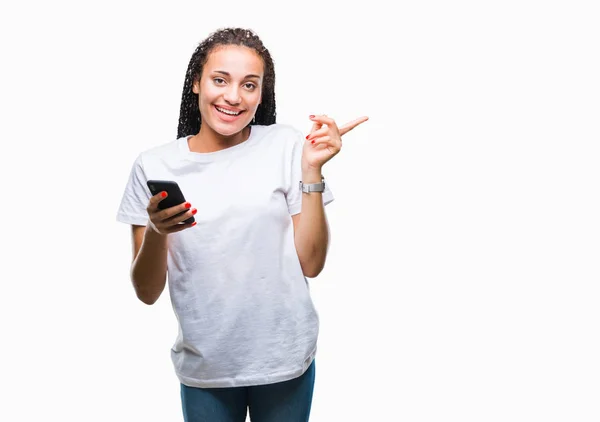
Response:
[339,116,369,136]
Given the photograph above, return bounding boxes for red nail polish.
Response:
[311,140,315,144]
[191,222,197,227]
[161,191,167,198]
[185,202,191,209]
[192,209,197,215]
[305,135,309,139]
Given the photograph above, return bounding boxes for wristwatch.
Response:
[299,176,325,193]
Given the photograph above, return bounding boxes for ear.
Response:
[192,79,200,94]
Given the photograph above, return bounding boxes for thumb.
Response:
[310,118,322,134]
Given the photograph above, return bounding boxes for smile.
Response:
[215,106,243,116]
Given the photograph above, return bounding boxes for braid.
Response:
[177,28,277,139]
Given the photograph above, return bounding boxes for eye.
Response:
[244,83,257,91]
[213,77,226,85]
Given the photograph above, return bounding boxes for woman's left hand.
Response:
[302,114,369,171]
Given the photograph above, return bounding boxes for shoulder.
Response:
[256,124,305,156]
[135,137,182,166]
[258,123,303,143]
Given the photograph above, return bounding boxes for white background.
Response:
[1,0,599,421]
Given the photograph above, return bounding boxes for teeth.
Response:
[216,106,241,116]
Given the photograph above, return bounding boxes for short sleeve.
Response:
[116,154,151,226]
[286,131,335,216]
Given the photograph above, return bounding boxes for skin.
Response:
[188,44,263,153]
[130,44,368,303]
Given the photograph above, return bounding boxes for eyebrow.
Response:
[213,70,261,80]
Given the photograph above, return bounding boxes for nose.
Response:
[223,86,241,105]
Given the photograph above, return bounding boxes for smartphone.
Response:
[146,180,195,224]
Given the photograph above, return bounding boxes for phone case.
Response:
[146,180,195,224]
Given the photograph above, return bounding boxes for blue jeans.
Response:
[180,361,316,422]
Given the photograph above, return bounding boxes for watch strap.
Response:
[299,176,325,193]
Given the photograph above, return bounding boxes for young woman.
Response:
[116,27,367,422]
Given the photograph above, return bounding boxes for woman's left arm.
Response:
[292,167,329,278]
[293,114,368,278]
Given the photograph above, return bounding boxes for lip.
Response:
[213,105,245,122]
[214,105,245,113]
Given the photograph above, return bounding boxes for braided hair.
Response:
[177,27,277,139]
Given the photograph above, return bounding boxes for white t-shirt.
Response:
[116,124,334,388]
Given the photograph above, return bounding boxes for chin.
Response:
[213,118,253,134]
[214,123,245,136]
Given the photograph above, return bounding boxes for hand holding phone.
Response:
[146,180,196,234]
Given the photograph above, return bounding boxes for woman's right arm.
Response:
[129,192,197,305]
[130,225,169,305]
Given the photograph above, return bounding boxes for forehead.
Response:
[204,45,264,75]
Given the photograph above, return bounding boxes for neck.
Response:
[189,124,251,153]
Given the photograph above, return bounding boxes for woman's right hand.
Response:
[146,191,197,235]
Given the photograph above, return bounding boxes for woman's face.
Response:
[193,45,264,137]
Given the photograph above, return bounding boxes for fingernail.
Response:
[185,202,191,209]
[192,208,197,215]
[311,140,315,144]
[309,115,315,118]
[161,191,167,198]
[191,222,197,227]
